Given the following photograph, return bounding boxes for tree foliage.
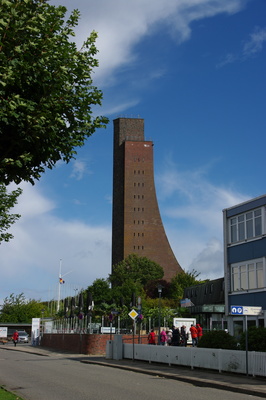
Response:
[0,0,108,185]
[169,269,202,300]
[109,254,164,287]
[87,278,111,306]
[0,183,22,243]
[0,293,47,323]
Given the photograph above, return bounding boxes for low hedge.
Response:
[197,330,238,350]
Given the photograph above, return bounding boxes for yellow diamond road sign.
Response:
[128,309,138,320]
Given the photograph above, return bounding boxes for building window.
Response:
[231,259,264,291]
[229,208,262,243]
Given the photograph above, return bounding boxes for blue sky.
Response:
[1,0,265,304]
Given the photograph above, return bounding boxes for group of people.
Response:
[148,323,203,346]
[189,323,202,347]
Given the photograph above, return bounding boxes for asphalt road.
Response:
[0,348,263,400]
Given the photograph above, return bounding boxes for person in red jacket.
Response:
[196,323,203,341]
[148,329,156,345]
[12,331,19,347]
[190,324,198,347]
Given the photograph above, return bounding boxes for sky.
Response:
[1,0,265,304]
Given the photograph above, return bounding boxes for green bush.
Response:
[239,327,266,352]
[197,330,238,350]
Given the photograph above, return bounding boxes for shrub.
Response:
[197,330,238,350]
[239,327,266,352]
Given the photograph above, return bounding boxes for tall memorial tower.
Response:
[112,117,182,281]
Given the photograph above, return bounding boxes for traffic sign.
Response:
[128,309,138,320]
[231,305,262,316]
[231,306,243,315]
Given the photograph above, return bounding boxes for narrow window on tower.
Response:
[142,170,144,174]
[142,183,144,187]
[142,195,144,199]
[142,220,144,224]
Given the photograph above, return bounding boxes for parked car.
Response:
[18,331,29,343]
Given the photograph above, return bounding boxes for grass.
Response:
[0,387,24,400]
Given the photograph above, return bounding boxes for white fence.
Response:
[123,344,266,377]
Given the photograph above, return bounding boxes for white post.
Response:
[57,259,62,312]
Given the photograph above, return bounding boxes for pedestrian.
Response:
[148,329,156,345]
[190,324,198,347]
[171,326,180,346]
[160,329,167,345]
[12,330,19,347]
[166,329,172,346]
[180,325,188,347]
[196,323,203,341]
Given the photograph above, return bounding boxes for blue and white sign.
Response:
[231,305,262,316]
[231,306,243,315]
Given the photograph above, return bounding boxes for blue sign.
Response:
[231,306,243,315]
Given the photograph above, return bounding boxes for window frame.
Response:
[230,258,265,292]
[229,207,264,244]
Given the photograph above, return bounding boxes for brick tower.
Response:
[112,117,183,281]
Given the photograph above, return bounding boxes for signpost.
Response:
[230,305,262,375]
[128,309,138,361]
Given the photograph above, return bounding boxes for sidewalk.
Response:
[1,343,266,398]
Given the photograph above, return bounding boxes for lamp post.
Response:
[157,284,163,345]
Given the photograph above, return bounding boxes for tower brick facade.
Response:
[112,118,183,281]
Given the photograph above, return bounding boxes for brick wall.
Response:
[41,334,149,355]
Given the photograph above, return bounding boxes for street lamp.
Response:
[157,284,163,345]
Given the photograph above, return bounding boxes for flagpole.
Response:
[57,260,73,313]
[57,259,62,312]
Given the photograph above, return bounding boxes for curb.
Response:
[81,359,266,399]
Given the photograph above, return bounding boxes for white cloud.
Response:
[156,160,249,279]
[51,0,245,86]
[243,26,266,57]
[217,25,266,68]
[0,183,111,302]
[70,160,92,181]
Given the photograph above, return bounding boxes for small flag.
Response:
[59,277,65,284]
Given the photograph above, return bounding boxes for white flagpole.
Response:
[57,259,62,312]
[57,259,73,313]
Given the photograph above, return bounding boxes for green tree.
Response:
[0,293,48,323]
[0,0,108,185]
[86,278,112,306]
[169,269,202,300]
[110,254,164,287]
[0,184,22,243]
